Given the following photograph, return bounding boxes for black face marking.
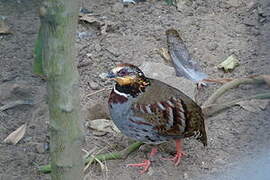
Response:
[118,68,130,77]
[113,65,150,97]
[115,78,150,98]
[116,65,145,78]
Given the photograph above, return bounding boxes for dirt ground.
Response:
[1,0,270,179]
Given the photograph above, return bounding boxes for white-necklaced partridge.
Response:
[107,63,207,173]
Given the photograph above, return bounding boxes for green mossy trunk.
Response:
[35,0,84,179]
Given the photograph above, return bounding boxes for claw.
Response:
[162,139,186,166]
[127,160,151,174]
[162,151,186,166]
[126,147,157,174]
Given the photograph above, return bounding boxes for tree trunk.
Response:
[36,0,84,179]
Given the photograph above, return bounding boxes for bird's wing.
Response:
[132,95,187,136]
[131,79,207,146]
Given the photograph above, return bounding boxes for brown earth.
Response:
[0,0,270,179]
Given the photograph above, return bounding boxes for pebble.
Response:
[86,53,92,58]
[94,44,102,52]
[77,31,93,40]
[89,81,99,90]
[206,42,218,51]
[84,102,110,120]
[183,173,189,179]
[35,143,46,154]
[99,72,108,80]
[214,158,226,165]
[112,2,124,14]
[246,1,257,11]
[226,0,242,8]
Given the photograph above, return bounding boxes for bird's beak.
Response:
[106,71,116,79]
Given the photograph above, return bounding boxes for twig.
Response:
[202,78,234,84]
[203,92,270,117]
[0,100,34,111]
[38,141,144,173]
[203,76,265,107]
[86,86,112,98]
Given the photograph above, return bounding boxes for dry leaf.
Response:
[3,124,27,144]
[262,75,270,87]
[87,119,120,135]
[0,17,11,34]
[79,15,113,35]
[237,99,270,113]
[217,54,240,72]
[79,15,101,24]
[157,48,171,64]
[0,100,34,111]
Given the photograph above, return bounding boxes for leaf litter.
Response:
[3,124,27,145]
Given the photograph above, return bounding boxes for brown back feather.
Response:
[133,78,207,146]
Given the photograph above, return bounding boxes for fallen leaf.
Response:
[217,54,240,72]
[3,124,27,144]
[79,14,102,24]
[176,0,192,11]
[262,75,270,87]
[237,99,270,113]
[79,15,114,35]
[87,119,120,135]
[0,100,34,112]
[157,48,171,64]
[0,17,11,34]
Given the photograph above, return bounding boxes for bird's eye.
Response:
[118,69,129,76]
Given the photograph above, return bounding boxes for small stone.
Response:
[80,7,92,14]
[92,130,107,136]
[84,102,110,120]
[243,17,258,26]
[246,1,257,11]
[226,0,242,7]
[86,119,120,135]
[140,62,175,79]
[112,2,124,14]
[249,27,260,36]
[99,72,108,80]
[35,143,46,154]
[214,158,226,165]
[259,18,266,23]
[89,81,99,90]
[183,173,189,179]
[176,0,192,12]
[201,161,210,169]
[44,142,50,151]
[77,31,93,40]
[95,44,102,52]
[206,42,218,51]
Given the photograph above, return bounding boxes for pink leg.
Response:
[162,139,186,166]
[127,147,158,174]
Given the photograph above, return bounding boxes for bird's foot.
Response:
[127,160,151,174]
[161,151,186,166]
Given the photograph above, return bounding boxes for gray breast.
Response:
[109,98,169,144]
